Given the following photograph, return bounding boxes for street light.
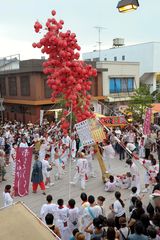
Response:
[117,0,139,13]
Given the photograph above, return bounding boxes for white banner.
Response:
[75,120,94,146]
[40,110,44,126]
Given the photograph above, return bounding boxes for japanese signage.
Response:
[75,120,94,146]
[14,147,33,197]
[99,115,127,127]
[75,118,106,146]
[143,108,152,135]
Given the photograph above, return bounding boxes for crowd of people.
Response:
[1,120,160,239]
[35,186,160,240]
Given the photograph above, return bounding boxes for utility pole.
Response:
[94,26,107,61]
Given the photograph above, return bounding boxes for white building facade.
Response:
[83,42,160,92]
[95,61,139,113]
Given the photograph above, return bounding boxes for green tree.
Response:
[127,85,153,122]
[151,89,160,102]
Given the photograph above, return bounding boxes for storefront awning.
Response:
[152,103,160,113]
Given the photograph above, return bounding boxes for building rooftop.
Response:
[0,59,44,75]
[84,41,160,54]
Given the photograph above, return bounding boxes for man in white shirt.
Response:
[19,138,28,148]
[60,144,68,167]
[84,146,96,178]
[9,143,17,176]
[40,194,57,223]
[39,139,47,162]
[71,136,77,161]
[127,130,135,143]
[56,198,70,240]
[62,134,71,148]
[0,135,5,147]
[67,198,80,234]
[126,159,141,194]
[70,152,88,190]
[115,127,121,138]
[62,134,71,158]
[102,141,115,173]
[5,128,11,140]
[42,154,54,188]
[125,142,136,152]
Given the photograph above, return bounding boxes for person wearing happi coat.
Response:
[71,135,77,161]
[70,152,88,190]
[102,140,115,173]
[56,198,70,240]
[31,154,46,195]
[39,139,47,162]
[126,159,141,194]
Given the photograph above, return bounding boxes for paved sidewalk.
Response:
[0,154,150,218]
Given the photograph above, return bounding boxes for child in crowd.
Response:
[129,196,138,215]
[3,184,14,207]
[70,229,79,240]
[104,175,116,192]
[130,186,140,198]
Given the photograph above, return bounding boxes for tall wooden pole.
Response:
[94,144,109,182]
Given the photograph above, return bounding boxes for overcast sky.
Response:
[0,0,160,60]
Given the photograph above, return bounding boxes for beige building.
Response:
[94,61,140,113]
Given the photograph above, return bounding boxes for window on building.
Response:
[44,79,52,98]
[109,78,134,93]
[20,76,30,96]
[122,55,125,61]
[0,77,6,97]
[93,57,100,61]
[114,56,117,61]
[8,76,17,96]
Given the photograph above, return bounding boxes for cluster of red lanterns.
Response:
[33,10,97,131]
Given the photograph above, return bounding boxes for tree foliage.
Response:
[127,85,153,122]
[151,89,160,102]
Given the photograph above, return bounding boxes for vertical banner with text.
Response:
[143,108,152,135]
[14,147,33,197]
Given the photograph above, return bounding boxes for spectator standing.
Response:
[45,213,61,239]
[40,194,57,223]
[3,184,14,207]
[128,221,148,240]
[111,191,126,230]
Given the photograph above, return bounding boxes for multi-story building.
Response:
[83,41,160,93]
[0,58,105,123]
[92,61,139,113]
